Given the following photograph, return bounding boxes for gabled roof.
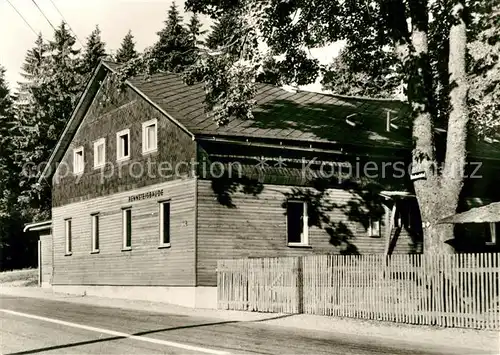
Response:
[121,65,412,148]
[40,60,500,182]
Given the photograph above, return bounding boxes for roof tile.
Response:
[105,64,471,151]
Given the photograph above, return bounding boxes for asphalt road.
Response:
[0,295,489,355]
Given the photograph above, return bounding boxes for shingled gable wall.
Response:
[52,73,196,206]
[50,72,201,304]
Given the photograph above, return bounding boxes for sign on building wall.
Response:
[128,189,164,203]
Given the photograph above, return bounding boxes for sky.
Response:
[0,0,201,90]
[0,0,342,93]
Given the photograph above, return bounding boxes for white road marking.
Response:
[0,309,229,355]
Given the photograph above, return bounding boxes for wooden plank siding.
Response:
[196,180,419,286]
[52,179,196,286]
[40,231,53,285]
[52,73,196,207]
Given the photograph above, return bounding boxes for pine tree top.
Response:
[116,30,138,63]
[50,22,80,56]
[82,25,107,74]
[166,1,182,27]
[0,65,13,111]
[206,13,240,50]
[187,13,206,45]
[20,34,48,82]
[149,2,198,73]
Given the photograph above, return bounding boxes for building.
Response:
[440,201,500,252]
[25,61,500,308]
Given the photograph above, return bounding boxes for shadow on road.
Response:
[6,314,295,354]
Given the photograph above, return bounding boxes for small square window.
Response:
[142,119,157,154]
[368,218,381,237]
[159,201,170,246]
[73,147,84,174]
[287,200,309,246]
[93,138,106,168]
[116,129,130,161]
[65,218,72,255]
[122,208,132,249]
[91,214,100,252]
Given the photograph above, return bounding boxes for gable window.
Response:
[73,147,84,174]
[91,213,99,252]
[122,208,132,250]
[487,223,498,245]
[93,138,106,168]
[287,200,309,246]
[142,119,158,154]
[65,218,72,255]
[116,129,130,161]
[159,201,170,246]
[368,218,381,237]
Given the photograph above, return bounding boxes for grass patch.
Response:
[0,268,38,286]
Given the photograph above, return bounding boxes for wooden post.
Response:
[383,203,395,255]
[296,256,304,314]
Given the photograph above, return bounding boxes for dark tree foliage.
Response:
[0,65,16,217]
[18,34,47,85]
[187,13,206,47]
[183,0,498,253]
[0,66,36,271]
[468,2,500,138]
[116,30,138,63]
[14,22,83,220]
[81,25,107,76]
[205,13,241,51]
[2,23,86,269]
[321,49,401,98]
[149,1,197,73]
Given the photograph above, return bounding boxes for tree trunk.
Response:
[441,1,469,220]
[409,1,467,255]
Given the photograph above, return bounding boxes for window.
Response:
[142,119,158,154]
[65,219,72,255]
[394,201,403,229]
[122,208,132,249]
[287,200,309,246]
[368,218,381,237]
[159,201,170,246]
[487,223,498,245]
[93,138,106,168]
[73,147,84,174]
[91,214,99,252]
[116,129,130,161]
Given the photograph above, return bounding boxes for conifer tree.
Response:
[116,30,138,63]
[0,65,29,271]
[0,65,15,208]
[14,22,83,219]
[187,13,206,47]
[19,34,47,83]
[205,13,240,52]
[149,1,195,72]
[81,25,107,75]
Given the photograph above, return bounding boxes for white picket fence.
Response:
[217,253,500,329]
